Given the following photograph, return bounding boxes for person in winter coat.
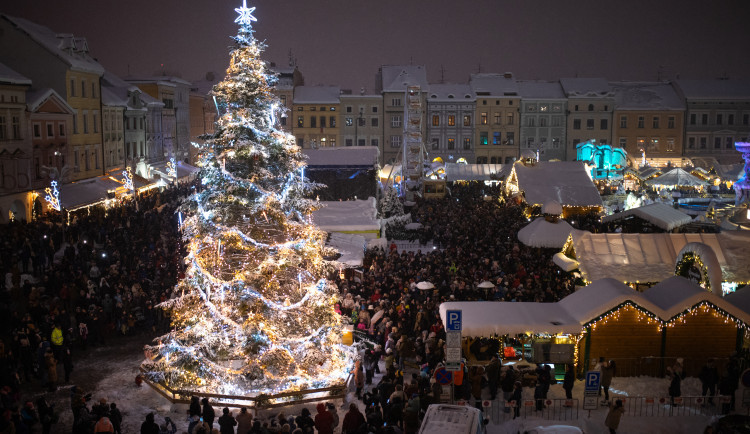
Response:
[140,412,160,434]
[501,366,517,407]
[94,415,115,433]
[485,356,501,400]
[109,403,122,434]
[563,364,575,401]
[699,358,719,405]
[313,402,334,434]
[469,365,485,409]
[218,408,237,434]
[601,360,615,404]
[189,396,201,418]
[604,399,624,433]
[158,416,176,434]
[295,407,315,434]
[668,363,684,405]
[354,359,365,399]
[341,403,365,434]
[44,348,57,391]
[510,381,523,419]
[201,398,216,430]
[235,407,253,434]
[36,395,57,434]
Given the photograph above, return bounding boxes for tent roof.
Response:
[304,147,379,167]
[567,232,750,284]
[444,163,509,181]
[439,301,582,336]
[311,197,380,233]
[511,161,603,207]
[517,218,587,248]
[327,232,366,268]
[601,203,693,231]
[646,168,706,187]
[643,276,749,321]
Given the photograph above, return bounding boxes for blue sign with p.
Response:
[446,310,462,331]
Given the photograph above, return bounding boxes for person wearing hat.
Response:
[605,399,624,433]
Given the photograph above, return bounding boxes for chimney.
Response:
[73,37,89,54]
[56,33,75,52]
[503,72,513,79]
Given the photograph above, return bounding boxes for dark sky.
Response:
[4,0,750,91]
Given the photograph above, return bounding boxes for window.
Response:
[701,114,708,125]
[59,123,65,136]
[652,116,660,129]
[391,98,401,106]
[47,123,54,137]
[280,96,287,106]
[357,117,365,127]
[432,115,439,126]
[726,137,734,149]
[716,114,723,125]
[690,114,696,125]
[70,78,76,97]
[84,150,89,170]
[494,113,501,124]
[552,137,560,148]
[572,139,581,147]
[505,132,514,145]
[345,117,353,126]
[668,116,675,129]
[93,112,99,133]
[330,116,336,127]
[34,124,41,138]
[431,138,439,150]
[297,106,303,111]
[12,116,20,139]
[526,137,534,147]
[346,106,352,113]
[371,106,378,113]
[527,105,536,112]
[391,116,401,128]
[480,132,488,145]
[310,107,316,111]
[371,138,378,147]
[619,138,627,148]
[463,115,471,126]
[298,116,304,127]
[600,119,608,130]
[91,82,96,99]
[688,137,695,149]
[586,119,594,130]
[553,105,562,112]
[329,107,336,111]
[649,138,659,151]
[700,137,707,149]
[346,138,353,146]
[371,118,378,127]
[320,116,326,128]
[666,138,675,152]
[588,104,594,111]
[463,138,471,149]
[493,132,501,145]
[620,116,627,128]
[728,114,735,125]
[73,114,78,134]
[573,119,581,130]
[280,117,287,126]
[81,80,86,98]
[552,116,562,127]
[714,137,721,149]
[447,138,455,149]
[637,116,645,128]
[448,115,455,126]
[744,114,749,125]
[527,117,535,127]
[574,105,579,111]
[0,116,6,139]
[94,149,99,169]
[540,105,549,112]
[320,106,326,111]
[506,113,514,125]
[297,137,304,147]
[310,117,316,128]
[637,138,646,150]
[390,135,401,148]
[480,112,488,125]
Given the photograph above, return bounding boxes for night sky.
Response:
[4,0,750,91]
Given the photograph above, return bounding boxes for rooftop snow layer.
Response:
[601,203,693,231]
[379,65,429,92]
[610,81,685,110]
[293,85,341,104]
[559,78,613,97]
[510,161,603,207]
[0,61,31,85]
[303,147,379,167]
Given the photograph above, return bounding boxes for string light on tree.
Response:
[142,1,354,397]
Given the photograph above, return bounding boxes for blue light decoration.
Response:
[167,158,177,179]
[44,180,61,211]
[576,140,628,180]
[122,167,134,192]
[234,0,257,25]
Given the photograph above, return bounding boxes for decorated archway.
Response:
[674,242,722,293]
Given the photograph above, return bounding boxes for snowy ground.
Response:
[31,339,737,434]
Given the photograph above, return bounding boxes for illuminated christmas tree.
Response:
[145,1,352,396]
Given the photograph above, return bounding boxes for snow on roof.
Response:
[444,163,509,181]
[516,80,565,99]
[568,232,750,284]
[511,161,603,207]
[645,168,706,187]
[610,82,685,110]
[311,197,380,233]
[642,276,749,321]
[439,301,582,336]
[469,73,519,96]
[674,79,750,100]
[26,88,74,114]
[2,15,104,76]
[725,285,750,317]
[559,78,613,97]
[558,278,660,325]
[517,218,587,248]
[303,147,379,167]
[100,85,128,107]
[427,83,474,101]
[293,85,340,104]
[327,232,366,268]
[638,167,663,179]
[601,203,692,231]
[379,65,429,92]
[717,163,744,180]
[0,61,31,85]
[125,76,192,86]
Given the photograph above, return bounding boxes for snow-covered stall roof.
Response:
[509,161,603,208]
[443,163,509,181]
[646,168,706,187]
[439,301,582,336]
[293,85,340,104]
[0,61,31,85]
[326,232,366,268]
[567,232,750,284]
[642,276,749,322]
[311,197,380,236]
[725,285,750,317]
[601,203,693,231]
[303,147,379,168]
[517,218,587,248]
[638,167,663,179]
[558,278,661,325]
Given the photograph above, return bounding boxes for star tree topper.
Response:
[235,0,257,26]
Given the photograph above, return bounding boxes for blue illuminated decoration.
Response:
[576,140,628,180]
[44,180,61,211]
[167,158,177,179]
[122,167,135,192]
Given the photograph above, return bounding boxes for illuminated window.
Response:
[448,115,455,126]
[345,117,353,126]
[480,132,488,145]
[480,112,488,125]
[330,116,336,127]
[463,138,471,149]
[464,115,471,126]
[666,138,675,152]
[540,105,548,112]
[447,138,455,149]
[297,116,304,127]
[493,132,501,145]
[505,132,514,145]
[432,115,439,126]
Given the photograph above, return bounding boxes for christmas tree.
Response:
[145,1,353,396]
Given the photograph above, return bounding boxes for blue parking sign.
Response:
[446,310,462,331]
[584,371,601,393]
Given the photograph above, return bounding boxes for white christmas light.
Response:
[235,0,257,25]
[44,180,61,211]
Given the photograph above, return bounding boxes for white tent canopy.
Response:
[443,163,511,182]
[601,203,693,231]
[517,218,587,248]
[326,232,366,268]
[311,197,380,238]
[646,167,706,187]
[506,161,603,208]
